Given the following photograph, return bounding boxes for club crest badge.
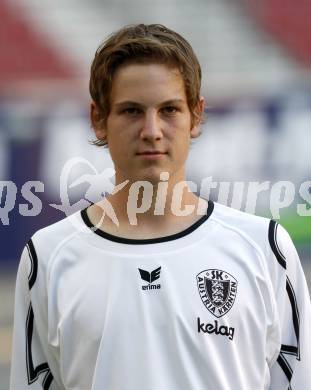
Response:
[196,269,238,318]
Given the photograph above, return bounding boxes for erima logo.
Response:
[138,267,161,290]
[197,318,235,340]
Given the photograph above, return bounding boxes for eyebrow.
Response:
[114,99,186,109]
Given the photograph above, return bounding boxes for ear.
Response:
[190,96,205,139]
[90,102,107,142]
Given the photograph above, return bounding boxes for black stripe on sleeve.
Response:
[280,345,299,356]
[277,354,293,382]
[268,220,286,269]
[43,371,54,390]
[285,276,301,360]
[268,221,301,386]
[275,277,301,385]
[26,239,38,290]
[26,304,53,388]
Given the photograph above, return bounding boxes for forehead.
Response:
[110,63,187,105]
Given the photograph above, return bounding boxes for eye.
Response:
[122,107,141,115]
[161,106,178,115]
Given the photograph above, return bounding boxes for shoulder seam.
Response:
[210,214,266,261]
[46,229,84,275]
[31,216,87,277]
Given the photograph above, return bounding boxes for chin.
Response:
[134,166,168,184]
[139,172,162,184]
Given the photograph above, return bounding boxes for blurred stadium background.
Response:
[1,0,311,387]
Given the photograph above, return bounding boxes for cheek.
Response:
[171,137,191,165]
[108,137,133,167]
[172,124,191,148]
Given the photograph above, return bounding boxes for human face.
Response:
[92,63,203,184]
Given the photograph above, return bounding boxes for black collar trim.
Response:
[81,200,214,245]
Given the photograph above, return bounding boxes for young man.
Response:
[11,24,311,389]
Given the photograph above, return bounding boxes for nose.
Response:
[140,110,163,141]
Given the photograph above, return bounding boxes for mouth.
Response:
[136,150,167,160]
[137,151,165,155]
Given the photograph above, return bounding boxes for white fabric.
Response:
[10,202,311,389]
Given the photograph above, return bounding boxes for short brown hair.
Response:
[89,23,202,146]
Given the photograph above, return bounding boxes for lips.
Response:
[136,150,167,160]
[136,151,166,155]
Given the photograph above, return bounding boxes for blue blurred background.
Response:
[1,0,311,386]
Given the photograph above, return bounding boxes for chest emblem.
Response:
[196,269,238,318]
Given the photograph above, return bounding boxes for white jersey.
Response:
[10,201,311,390]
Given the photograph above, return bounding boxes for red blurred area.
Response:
[0,1,75,87]
[247,0,311,66]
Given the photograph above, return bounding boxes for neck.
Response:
[88,169,209,239]
[110,185,200,224]
[88,174,208,239]
[108,170,205,224]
